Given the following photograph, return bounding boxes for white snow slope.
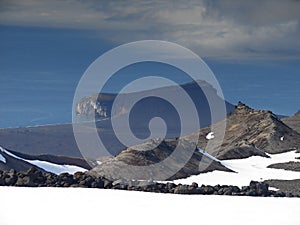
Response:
[176,150,300,186]
[0,187,299,225]
[0,146,86,174]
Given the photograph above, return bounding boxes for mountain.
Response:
[187,102,300,160]
[0,80,234,158]
[76,80,235,129]
[282,110,300,133]
[89,138,233,181]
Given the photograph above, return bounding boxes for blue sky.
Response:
[0,0,300,127]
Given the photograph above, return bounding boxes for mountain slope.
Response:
[187,102,300,160]
[282,110,300,133]
[89,138,233,181]
[0,146,43,172]
[0,146,87,174]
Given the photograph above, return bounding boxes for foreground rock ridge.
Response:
[0,167,295,197]
[89,138,232,181]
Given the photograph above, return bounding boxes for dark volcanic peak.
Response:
[89,138,232,181]
[189,102,300,160]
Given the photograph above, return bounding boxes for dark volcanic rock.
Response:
[187,102,300,160]
[267,161,300,172]
[0,168,296,197]
[264,179,300,197]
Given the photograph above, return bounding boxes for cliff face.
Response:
[188,102,300,160]
[76,93,115,118]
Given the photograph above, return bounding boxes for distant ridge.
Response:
[282,110,300,134]
[0,80,234,158]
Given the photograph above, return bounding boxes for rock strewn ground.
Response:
[264,179,300,197]
[0,167,297,198]
[267,161,300,172]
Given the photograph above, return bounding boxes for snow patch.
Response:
[198,148,222,163]
[206,132,215,140]
[0,153,6,163]
[269,187,280,191]
[280,136,284,141]
[0,145,86,174]
[24,160,87,175]
[176,150,300,187]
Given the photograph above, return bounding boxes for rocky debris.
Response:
[282,110,300,133]
[89,138,233,181]
[264,179,300,197]
[1,167,297,197]
[188,102,300,160]
[267,161,300,172]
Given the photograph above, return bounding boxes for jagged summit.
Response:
[188,103,300,160]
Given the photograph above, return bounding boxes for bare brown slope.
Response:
[187,102,300,160]
[90,139,232,181]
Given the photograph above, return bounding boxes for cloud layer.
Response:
[1,0,300,59]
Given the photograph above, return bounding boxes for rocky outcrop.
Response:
[187,102,300,160]
[89,138,233,181]
[264,179,300,197]
[76,93,115,118]
[267,161,300,172]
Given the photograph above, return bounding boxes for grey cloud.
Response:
[204,0,300,26]
[0,0,299,59]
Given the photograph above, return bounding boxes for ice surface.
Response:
[0,187,299,225]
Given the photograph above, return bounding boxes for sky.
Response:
[0,0,300,127]
[1,0,300,59]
